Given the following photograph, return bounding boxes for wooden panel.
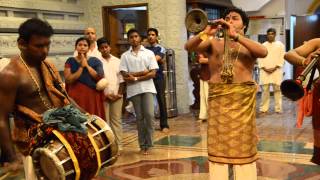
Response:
[294,15,320,48]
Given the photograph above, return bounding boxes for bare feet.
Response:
[162,128,170,133]
[140,148,151,155]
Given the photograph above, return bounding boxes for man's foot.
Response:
[140,148,151,155]
[162,128,170,133]
[257,111,267,117]
[143,148,151,155]
[198,118,207,122]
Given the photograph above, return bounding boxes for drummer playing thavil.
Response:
[185,7,267,180]
[0,18,99,180]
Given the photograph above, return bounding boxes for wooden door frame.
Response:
[102,3,149,42]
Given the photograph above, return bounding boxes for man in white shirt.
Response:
[258,28,285,114]
[97,37,125,152]
[120,29,159,155]
[74,27,101,59]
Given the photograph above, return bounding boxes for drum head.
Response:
[33,148,66,180]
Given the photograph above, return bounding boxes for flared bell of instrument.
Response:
[280,79,304,101]
[185,8,208,33]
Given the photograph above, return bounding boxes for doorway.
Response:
[102,4,148,58]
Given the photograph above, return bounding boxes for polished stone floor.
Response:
[1,96,320,180]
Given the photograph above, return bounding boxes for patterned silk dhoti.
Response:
[207,81,258,164]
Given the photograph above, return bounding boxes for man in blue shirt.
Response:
[146,28,170,133]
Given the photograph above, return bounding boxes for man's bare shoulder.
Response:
[307,38,320,48]
[0,56,22,88]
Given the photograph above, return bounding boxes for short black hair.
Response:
[127,28,140,38]
[147,28,159,36]
[18,18,54,42]
[75,37,90,47]
[267,28,276,34]
[97,37,110,48]
[222,7,249,34]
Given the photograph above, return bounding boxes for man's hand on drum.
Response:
[2,158,23,174]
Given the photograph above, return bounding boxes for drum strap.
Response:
[52,130,81,180]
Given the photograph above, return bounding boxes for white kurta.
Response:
[258,41,285,85]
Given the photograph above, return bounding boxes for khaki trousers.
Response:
[209,161,257,180]
[104,98,124,151]
[260,84,282,113]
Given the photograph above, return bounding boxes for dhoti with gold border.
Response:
[207,81,258,164]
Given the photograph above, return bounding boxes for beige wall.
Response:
[85,0,190,113]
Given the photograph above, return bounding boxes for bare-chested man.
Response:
[285,38,320,165]
[0,18,72,179]
[185,7,267,180]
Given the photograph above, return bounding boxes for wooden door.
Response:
[108,10,121,57]
[294,15,320,48]
[102,4,148,58]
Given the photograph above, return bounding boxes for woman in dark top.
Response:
[64,37,105,119]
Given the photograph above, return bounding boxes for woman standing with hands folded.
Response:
[64,37,106,119]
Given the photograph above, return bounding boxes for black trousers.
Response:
[153,78,169,129]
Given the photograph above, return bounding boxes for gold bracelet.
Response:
[199,31,208,41]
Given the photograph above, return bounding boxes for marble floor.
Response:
[1,96,320,180]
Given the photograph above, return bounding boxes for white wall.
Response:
[232,0,271,12]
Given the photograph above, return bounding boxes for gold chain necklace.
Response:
[221,32,241,83]
[19,54,53,110]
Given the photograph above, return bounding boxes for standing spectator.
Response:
[97,37,125,152]
[74,27,101,59]
[146,28,170,132]
[64,37,105,119]
[120,29,158,155]
[258,28,285,114]
[198,53,210,121]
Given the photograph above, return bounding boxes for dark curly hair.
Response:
[18,18,53,42]
[222,7,249,34]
